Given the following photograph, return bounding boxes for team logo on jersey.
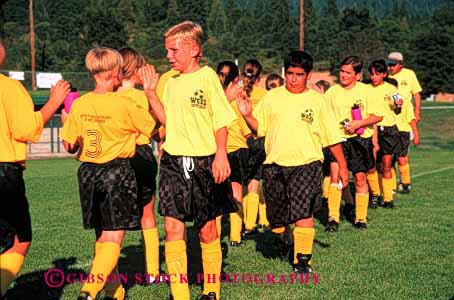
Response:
[301,109,314,124]
[354,99,364,110]
[400,80,408,87]
[191,89,207,109]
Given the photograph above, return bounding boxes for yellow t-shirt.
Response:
[389,68,422,104]
[157,69,180,100]
[60,92,155,163]
[161,66,237,156]
[227,100,251,153]
[116,88,157,145]
[0,74,43,162]
[250,86,267,109]
[396,100,415,132]
[324,82,384,139]
[368,82,398,127]
[253,87,343,167]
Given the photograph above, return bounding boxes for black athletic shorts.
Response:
[0,162,32,243]
[247,136,266,181]
[322,148,331,177]
[397,131,411,157]
[130,144,158,205]
[378,125,400,156]
[78,158,141,231]
[228,148,250,185]
[159,152,237,229]
[331,136,375,174]
[263,161,323,228]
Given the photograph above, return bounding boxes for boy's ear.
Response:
[190,42,202,59]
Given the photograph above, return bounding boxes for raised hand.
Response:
[138,64,160,92]
[49,80,71,105]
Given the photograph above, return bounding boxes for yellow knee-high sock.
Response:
[382,177,394,203]
[165,240,189,300]
[81,242,121,299]
[355,193,369,224]
[258,200,269,226]
[293,227,315,264]
[367,170,381,196]
[391,167,397,190]
[322,176,330,198]
[271,227,286,234]
[327,184,342,222]
[103,266,125,300]
[200,239,222,298]
[215,216,222,238]
[245,193,259,230]
[242,194,248,224]
[229,212,242,243]
[399,163,411,185]
[142,227,160,277]
[0,253,25,296]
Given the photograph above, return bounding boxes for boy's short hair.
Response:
[119,47,145,80]
[315,80,331,92]
[85,47,123,76]
[340,56,363,74]
[165,21,204,47]
[284,51,313,73]
[265,73,284,90]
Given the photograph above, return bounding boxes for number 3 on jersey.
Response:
[85,130,102,158]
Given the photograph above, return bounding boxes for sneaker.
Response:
[377,195,385,207]
[77,292,93,300]
[342,203,355,222]
[397,183,411,194]
[229,241,241,247]
[325,219,339,232]
[383,201,395,208]
[293,253,313,274]
[354,220,367,230]
[369,195,380,209]
[198,292,217,300]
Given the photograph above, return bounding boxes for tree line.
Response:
[0,0,453,96]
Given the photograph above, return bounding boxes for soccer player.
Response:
[367,59,402,208]
[60,47,162,300]
[117,47,161,289]
[0,39,70,299]
[265,73,284,91]
[387,52,422,193]
[159,21,237,300]
[325,56,384,231]
[238,50,349,273]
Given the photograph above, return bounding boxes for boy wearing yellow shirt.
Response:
[238,51,349,274]
[60,48,161,300]
[324,56,384,231]
[0,39,70,299]
[159,22,237,300]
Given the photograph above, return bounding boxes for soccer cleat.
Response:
[293,253,313,274]
[325,219,339,232]
[377,195,385,207]
[383,201,395,209]
[197,292,217,300]
[342,203,355,223]
[77,292,93,300]
[354,220,367,230]
[229,241,242,247]
[397,183,411,194]
[369,195,380,209]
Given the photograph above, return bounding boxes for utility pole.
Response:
[29,0,36,90]
[300,0,304,50]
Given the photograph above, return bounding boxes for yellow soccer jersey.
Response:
[157,69,180,100]
[325,82,384,139]
[396,100,415,132]
[389,68,422,103]
[161,66,237,156]
[250,86,267,109]
[116,88,157,145]
[60,92,155,163]
[227,100,251,153]
[253,87,342,167]
[0,74,43,162]
[368,82,398,127]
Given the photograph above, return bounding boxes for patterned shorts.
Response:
[78,158,141,231]
[0,162,31,243]
[130,144,158,205]
[378,125,401,156]
[396,131,411,157]
[159,152,237,229]
[228,148,250,185]
[263,161,323,228]
[247,136,266,181]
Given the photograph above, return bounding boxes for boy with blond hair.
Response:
[60,47,162,300]
[159,21,237,300]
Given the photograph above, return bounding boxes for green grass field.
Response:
[5,107,454,300]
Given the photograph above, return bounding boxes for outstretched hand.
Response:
[49,80,71,105]
[138,64,159,91]
[236,93,252,117]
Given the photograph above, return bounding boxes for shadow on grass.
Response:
[5,257,85,300]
